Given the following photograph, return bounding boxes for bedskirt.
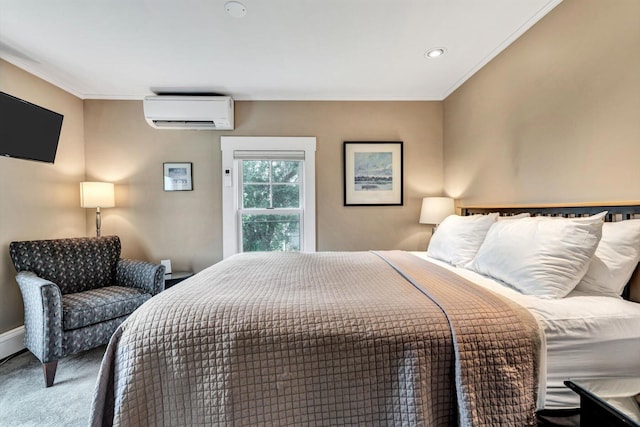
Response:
[91,251,540,426]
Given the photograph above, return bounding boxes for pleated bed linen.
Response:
[90,251,540,427]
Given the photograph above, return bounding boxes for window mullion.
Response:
[241,208,302,215]
[268,161,274,209]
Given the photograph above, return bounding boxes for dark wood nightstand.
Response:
[164,271,194,289]
[565,378,640,427]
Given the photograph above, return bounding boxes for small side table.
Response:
[164,271,194,289]
[565,378,640,427]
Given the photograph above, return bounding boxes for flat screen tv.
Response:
[0,91,64,163]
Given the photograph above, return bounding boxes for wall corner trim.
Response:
[0,325,25,359]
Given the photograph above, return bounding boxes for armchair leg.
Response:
[43,360,58,387]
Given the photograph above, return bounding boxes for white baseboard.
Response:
[0,326,25,359]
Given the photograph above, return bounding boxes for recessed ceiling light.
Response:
[225,1,247,18]
[425,48,446,59]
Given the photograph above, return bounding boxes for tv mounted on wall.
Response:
[0,91,64,163]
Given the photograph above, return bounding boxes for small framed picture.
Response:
[163,162,193,191]
[343,141,403,206]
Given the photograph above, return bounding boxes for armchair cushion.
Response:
[62,286,151,331]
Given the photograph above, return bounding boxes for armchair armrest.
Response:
[116,259,165,296]
[15,271,63,363]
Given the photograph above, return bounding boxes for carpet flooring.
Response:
[0,345,105,427]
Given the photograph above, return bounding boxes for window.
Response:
[240,158,302,252]
[221,137,316,258]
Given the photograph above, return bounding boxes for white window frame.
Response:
[221,136,316,258]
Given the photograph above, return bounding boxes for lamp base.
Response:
[95,207,102,237]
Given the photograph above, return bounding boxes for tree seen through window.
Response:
[241,160,301,252]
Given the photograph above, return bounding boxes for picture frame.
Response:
[163,162,193,191]
[343,141,403,206]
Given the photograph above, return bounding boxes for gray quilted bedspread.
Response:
[90,251,540,427]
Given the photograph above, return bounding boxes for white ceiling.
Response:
[0,0,561,101]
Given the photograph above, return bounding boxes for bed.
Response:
[90,203,640,427]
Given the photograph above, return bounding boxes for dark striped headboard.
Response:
[460,202,640,222]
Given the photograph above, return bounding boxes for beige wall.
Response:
[444,0,640,205]
[84,100,443,273]
[0,60,86,334]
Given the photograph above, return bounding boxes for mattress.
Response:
[412,252,640,409]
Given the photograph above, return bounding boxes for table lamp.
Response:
[80,182,115,237]
[419,197,455,233]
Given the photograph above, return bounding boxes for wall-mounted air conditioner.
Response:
[143,95,234,130]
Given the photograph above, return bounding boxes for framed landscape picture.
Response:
[343,141,403,206]
[163,162,193,191]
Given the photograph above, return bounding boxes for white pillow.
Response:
[468,212,606,298]
[574,220,640,297]
[426,213,498,267]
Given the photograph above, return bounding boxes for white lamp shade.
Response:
[80,182,115,208]
[419,197,454,224]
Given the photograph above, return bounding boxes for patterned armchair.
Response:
[9,236,165,387]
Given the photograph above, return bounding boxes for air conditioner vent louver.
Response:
[143,96,234,130]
